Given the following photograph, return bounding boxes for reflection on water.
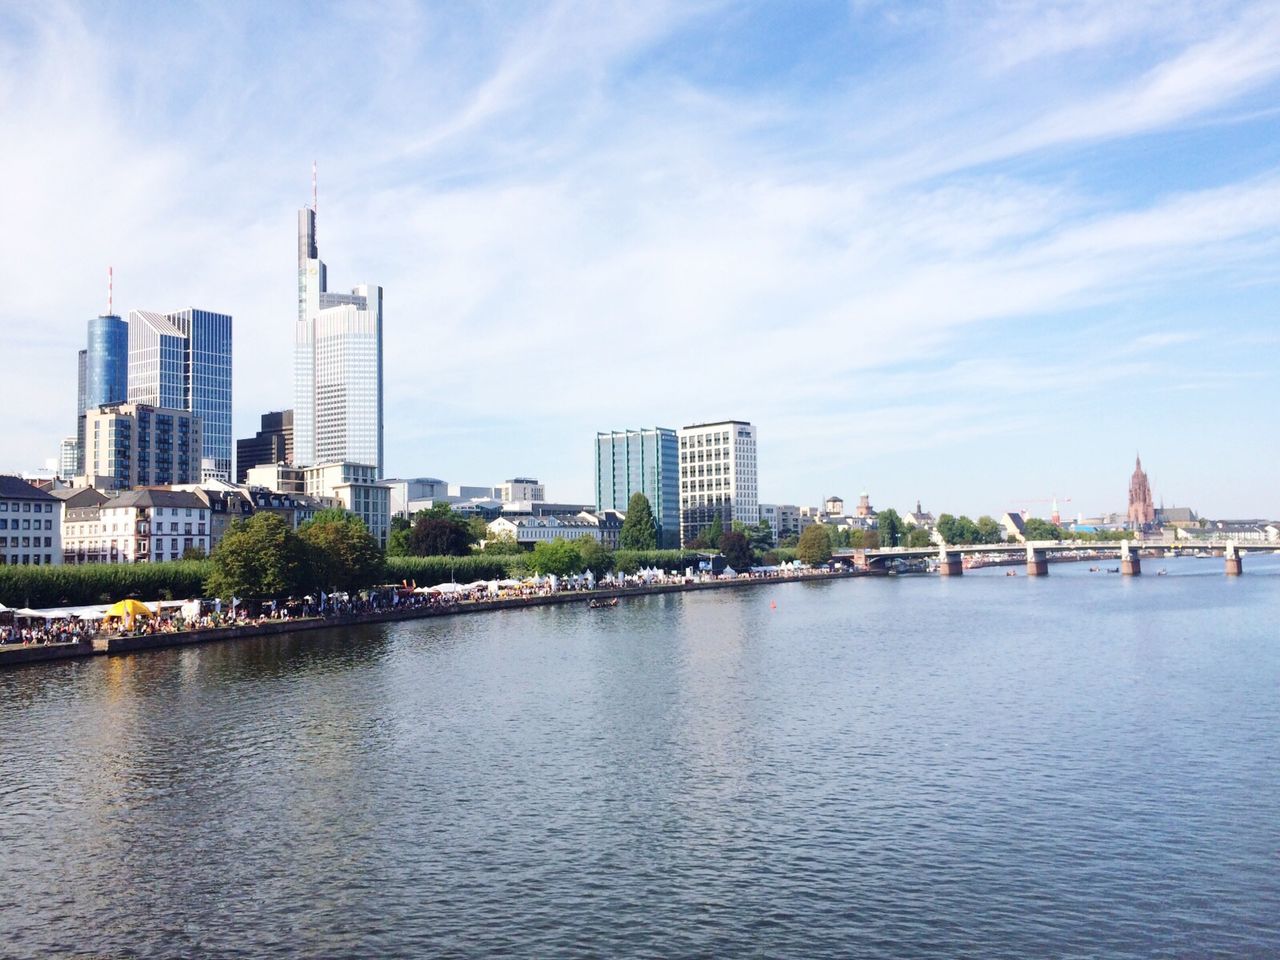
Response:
[2,557,1278,958]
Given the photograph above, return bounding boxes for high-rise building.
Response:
[677,420,758,545]
[58,437,78,479]
[74,313,129,474]
[595,428,679,547]
[293,193,384,475]
[1127,454,1156,529]
[128,308,233,481]
[236,410,294,483]
[84,402,203,490]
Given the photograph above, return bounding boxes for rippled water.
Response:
[3,557,1279,958]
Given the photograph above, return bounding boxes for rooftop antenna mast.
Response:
[312,160,318,229]
[108,265,113,316]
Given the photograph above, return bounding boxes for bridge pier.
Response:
[1026,546,1048,577]
[938,547,963,576]
[1121,540,1141,576]
[1225,542,1243,576]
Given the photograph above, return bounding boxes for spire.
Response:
[107,265,113,316]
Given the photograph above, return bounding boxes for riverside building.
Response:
[595,428,679,547]
[677,420,758,546]
[128,307,233,481]
[84,403,203,490]
[293,190,384,476]
[0,476,62,566]
[75,311,129,474]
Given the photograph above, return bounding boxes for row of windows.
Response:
[1,554,55,565]
[0,537,53,548]
[0,518,53,530]
[0,502,54,513]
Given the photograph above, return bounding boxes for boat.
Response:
[1194,551,1210,558]
[1005,570,1017,577]
[588,598,619,609]
[1157,569,1168,576]
[1107,567,1120,573]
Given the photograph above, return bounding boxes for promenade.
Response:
[0,567,863,669]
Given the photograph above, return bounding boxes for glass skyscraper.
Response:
[75,314,128,474]
[595,428,680,547]
[129,308,233,481]
[294,200,384,475]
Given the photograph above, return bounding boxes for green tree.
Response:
[703,514,724,549]
[205,513,310,600]
[862,529,880,550]
[719,530,754,570]
[528,537,582,576]
[905,527,933,548]
[300,511,385,593]
[878,508,905,548]
[796,524,833,565]
[975,515,1003,544]
[574,535,613,577]
[748,519,774,552]
[387,515,412,557]
[481,532,524,555]
[618,493,659,550]
[1023,518,1066,541]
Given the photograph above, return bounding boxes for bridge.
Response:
[838,538,1248,577]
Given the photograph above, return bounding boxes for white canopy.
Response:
[9,604,113,621]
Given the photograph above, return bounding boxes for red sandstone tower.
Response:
[1127,455,1156,529]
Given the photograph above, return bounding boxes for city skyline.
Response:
[2,3,1278,517]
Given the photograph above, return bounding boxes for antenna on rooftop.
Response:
[108,265,113,316]
[312,159,318,215]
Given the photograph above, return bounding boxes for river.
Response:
[2,556,1278,958]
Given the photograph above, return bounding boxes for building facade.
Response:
[496,478,546,502]
[677,420,758,545]
[1127,455,1156,529]
[595,428,679,548]
[236,410,294,483]
[294,201,384,475]
[302,461,391,549]
[0,476,62,566]
[89,489,211,564]
[128,307,233,481]
[487,514,603,546]
[58,438,78,479]
[84,403,203,490]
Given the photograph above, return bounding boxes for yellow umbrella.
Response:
[104,599,155,620]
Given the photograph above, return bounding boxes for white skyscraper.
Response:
[677,419,758,545]
[294,186,384,475]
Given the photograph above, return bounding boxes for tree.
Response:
[937,513,981,545]
[205,513,310,600]
[719,530,753,570]
[1023,518,1066,541]
[748,519,774,552]
[408,511,474,556]
[878,508,905,548]
[975,515,1003,544]
[618,493,658,550]
[574,535,613,577]
[862,530,880,550]
[529,537,582,576]
[796,524,833,565]
[299,511,384,593]
[481,532,524,555]
[905,527,933,548]
[703,514,724,549]
[387,515,413,557]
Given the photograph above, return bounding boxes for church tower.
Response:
[1127,455,1156,529]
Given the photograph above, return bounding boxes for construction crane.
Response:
[1010,495,1072,524]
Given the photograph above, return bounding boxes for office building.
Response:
[84,403,203,490]
[74,312,129,474]
[384,477,449,518]
[236,410,294,483]
[677,420,758,546]
[294,196,384,475]
[58,438,78,479]
[496,478,545,502]
[0,475,62,566]
[129,307,233,481]
[595,428,679,547]
[302,461,391,549]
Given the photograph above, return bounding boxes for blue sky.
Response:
[1,0,1277,519]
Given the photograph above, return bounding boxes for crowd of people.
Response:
[1,563,846,650]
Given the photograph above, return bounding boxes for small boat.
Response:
[1005,570,1017,577]
[1156,569,1168,576]
[588,598,619,609]
[1107,567,1120,573]
[1089,566,1100,573]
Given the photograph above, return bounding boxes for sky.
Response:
[1,0,1277,520]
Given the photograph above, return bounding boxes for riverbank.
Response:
[0,568,863,668]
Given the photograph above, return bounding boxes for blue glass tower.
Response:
[595,428,680,547]
[75,314,128,474]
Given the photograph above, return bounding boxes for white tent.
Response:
[428,582,468,594]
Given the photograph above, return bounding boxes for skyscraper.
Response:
[128,308,233,481]
[595,428,679,547]
[74,313,128,474]
[294,186,384,475]
[677,420,758,545]
[236,410,294,483]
